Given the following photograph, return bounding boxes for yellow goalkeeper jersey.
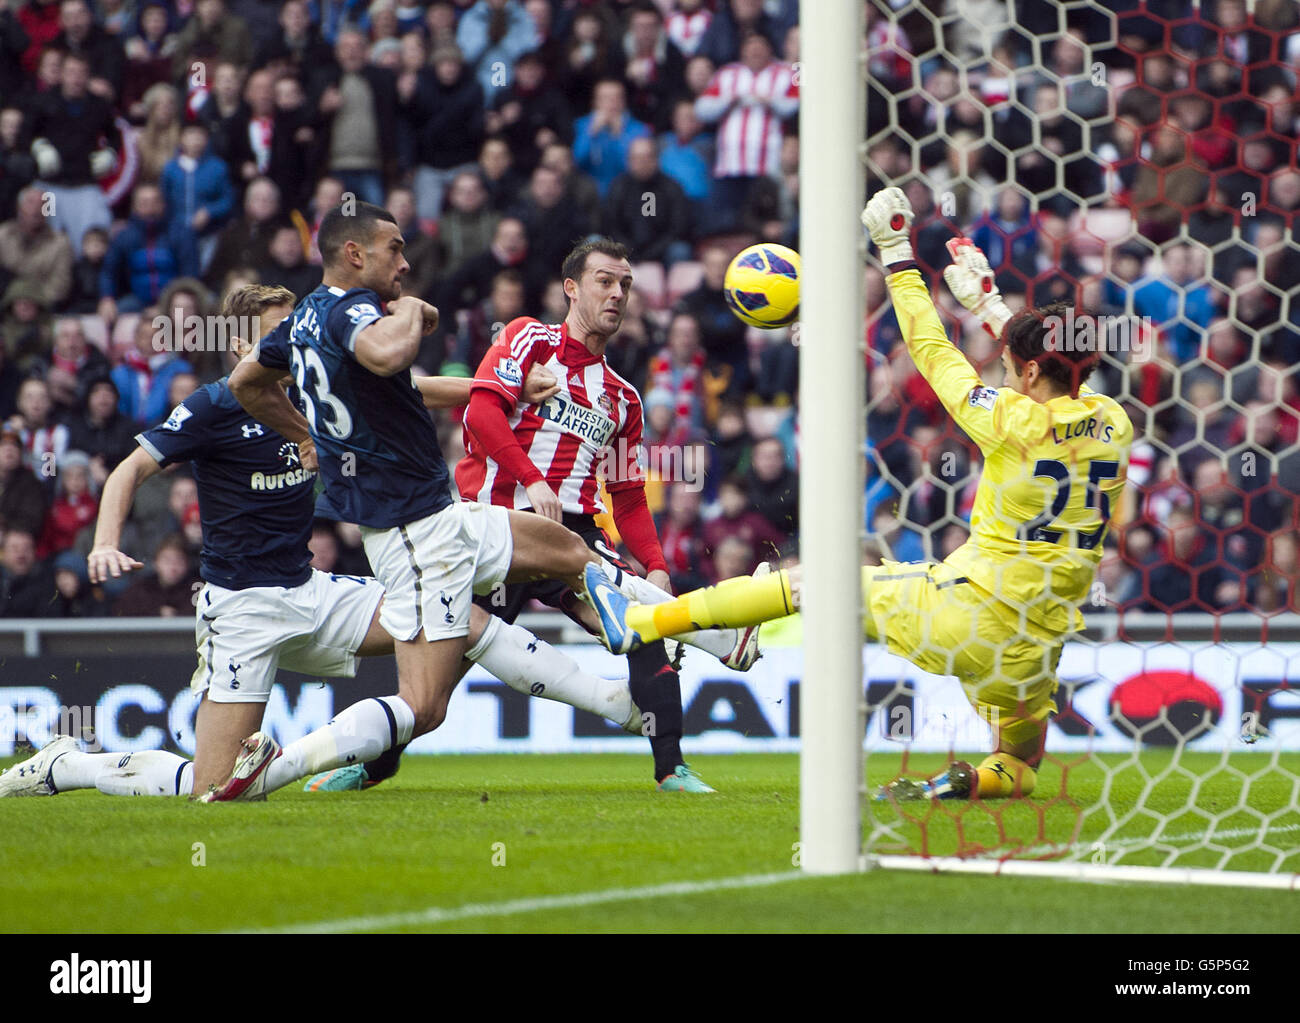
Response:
[887,268,1132,635]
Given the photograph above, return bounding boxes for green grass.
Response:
[1,752,1297,933]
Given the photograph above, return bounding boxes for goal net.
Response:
[858,0,1300,887]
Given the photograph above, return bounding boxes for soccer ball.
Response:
[723,243,801,329]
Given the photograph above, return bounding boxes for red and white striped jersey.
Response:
[456,317,646,515]
[694,60,799,178]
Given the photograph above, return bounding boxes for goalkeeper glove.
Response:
[861,186,914,266]
[942,237,1013,339]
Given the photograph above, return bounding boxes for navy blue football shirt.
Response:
[256,285,451,528]
[136,380,315,590]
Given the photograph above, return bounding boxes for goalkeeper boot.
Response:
[585,562,642,655]
[0,735,78,797]
[875,760,975,802]
[196,731,280,803]
[657,764,717,793]
[303,764,369,792]
[720,562,769,671]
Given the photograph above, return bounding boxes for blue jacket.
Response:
[659,132,713,202]
[160,151,235,239]
[100,216,199,306]
[573,113,652,197]
[1132,275,1215,363]
[112,357,195,426]
[456,0,538,101]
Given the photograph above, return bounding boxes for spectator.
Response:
[0,107,38,224]
[432,214,544,326]
[268,73,324,213]
[65,377,136,487]
[223,69,279,187]
[667,0,714,59]
[26,51,118,251]
[311,0,367,47]
[405,42,485,222]
[195,61,245,171]
[539,141,601,225]
[0,184,73,310]
[0,279,52,373]
[0,340,23,422]
[37,448,96,559]
[676,243,749,396]
[204,176,284,290]
[970,187,1038,289]
[695,0,783,68]
[299,175,345,266]
[456,0,538,102]
[316,27,397,207]
[746,435,797,539]
[256,223,322,297]
[710,533,755,584]
[486,49,573,176]
[658,97,714,215]
[447,268,527,376]
[8,376,67,476]
[43,316,110,415]
[604,285,655,394]
[111,308,194,425]
[1140,503,1237,613]
[707,399,751,486]
[647,312,707,431]
[98,182,199,320]
[621,2,687,132]
[17,1,61,79]
[0,429,49,539]
[477,134,524,211]
[655,481,710,592]
[573,78,651,197]
[66,225,108,314]
[509,163,591,272]
[558,7,624,113]
[170,0,253,82]
[253,0,332,78]
[113,533,199,617]
[702,474,784,577]
[134,82,181,185]
[0,527,58,617]
[387,186,438,302]
[160,121,236,275]
[437,171,499,276]
[0,5,31,102]
[120,1,177,121]
[1132,242,1215,364]
[694,31,798,230]
[52,0,125,103]
[603,136,691,266]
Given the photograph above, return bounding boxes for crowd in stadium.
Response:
[0,0,1293,621]
[0,0,805,618]
[867,0,1300,616]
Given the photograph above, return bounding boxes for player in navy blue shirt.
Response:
[217,202,646,800]
[0,285,644,802]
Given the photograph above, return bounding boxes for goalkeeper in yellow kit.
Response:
[586,187,1132,801]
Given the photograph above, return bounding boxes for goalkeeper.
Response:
[586,187,1132,801]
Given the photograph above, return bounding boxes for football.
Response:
[723,243,801,328]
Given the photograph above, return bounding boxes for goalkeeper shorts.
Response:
[862,560,1062,745]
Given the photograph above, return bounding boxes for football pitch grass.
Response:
[1,752,1297,933]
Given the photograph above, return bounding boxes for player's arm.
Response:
[87,446,160,582]
[352,295,438,377]
[605,398,670,588]
[862,188,1008,453]
[464,388,560,520]
[415,364,558,409]
[228,345,312,445]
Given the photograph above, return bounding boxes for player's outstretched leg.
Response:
[588,563,799,654]
[0,736,195,797]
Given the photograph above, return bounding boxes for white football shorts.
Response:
[191,568,385,703]
[360,501,513,643]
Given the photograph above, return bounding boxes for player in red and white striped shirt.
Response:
[457,238,762,792]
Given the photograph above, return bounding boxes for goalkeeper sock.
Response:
[624,569,797,643]
[596,561,741,661]
[267,695,415,794]
[50,749,192,796]
[470,614,639,730]
[974,752,1036,798]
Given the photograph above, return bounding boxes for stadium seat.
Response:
[667,261,704,305]
[631,262,667,309]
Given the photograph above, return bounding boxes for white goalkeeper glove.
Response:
[861,186,914,266]
[31,138,61,178]
[90,147,116,178]
[942,237,1013,338]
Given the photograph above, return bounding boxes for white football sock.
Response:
[51,749,191,796]
[266,695,415,793]
[469,615,639,731]
[597,560,739,660]
[95,752,193,796]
